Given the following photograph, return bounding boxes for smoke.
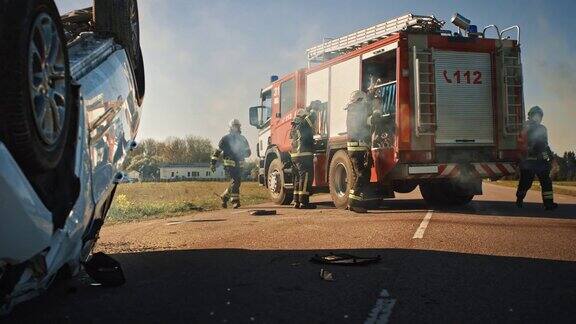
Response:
[345,94,372,142]
[523,17,576,153]
[225,133,251,161]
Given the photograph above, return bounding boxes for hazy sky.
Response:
[56,0,576,153]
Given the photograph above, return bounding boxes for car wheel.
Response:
[329,150,355,209]
[267,158,293,205]
[0,0,73,172]
[93,0,144,104]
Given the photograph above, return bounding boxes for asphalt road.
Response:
[4,183,576,323]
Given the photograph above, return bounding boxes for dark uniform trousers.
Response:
[222,161,242,204]
[292,155,314,205]
[348,146,372,208]
[516,159,554,204]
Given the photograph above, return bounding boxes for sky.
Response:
[56,0,576,153]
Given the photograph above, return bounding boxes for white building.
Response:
[127,170,140,181]
[159,163,226,180]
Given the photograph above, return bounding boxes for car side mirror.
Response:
[249,105,266,128]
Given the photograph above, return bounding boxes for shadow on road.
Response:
[370,199,576,220]
[5,248,576,323]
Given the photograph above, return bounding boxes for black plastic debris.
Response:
[311,253,382,266]
[250,209,277,216]
[83,252,125,287]
[319,268,335,281]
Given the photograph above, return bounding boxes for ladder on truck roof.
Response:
[306,13,445,64]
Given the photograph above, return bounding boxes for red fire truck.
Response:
[249,13,524,208]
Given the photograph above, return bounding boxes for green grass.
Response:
[106,181,269,224]
[492,180,576,196]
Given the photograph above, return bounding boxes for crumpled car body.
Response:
[0,0,144,313]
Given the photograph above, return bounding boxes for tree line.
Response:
[124,136,574,182]
[123,136,257,180]
[551,151,576,181]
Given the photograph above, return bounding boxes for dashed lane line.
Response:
[413,210,433,239]
[364,289,397,324]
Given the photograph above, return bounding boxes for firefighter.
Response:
[368,78,394,149]
[516,106,558,210]
[211,119,251,209]
[346,90,373,213]
[290,101,319,209]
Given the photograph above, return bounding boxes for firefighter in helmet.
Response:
[290,101,320,209]
[211,119,251,209]
[367,77,394,149]
[346,90,373,213]
[516,106,558,210]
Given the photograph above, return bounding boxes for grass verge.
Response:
[106,181,269,224]
[492,180,576,197]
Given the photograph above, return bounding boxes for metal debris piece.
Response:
[83,252,125,287]
[320,268,335,281]
[250,209,277,216]
[311,253,382,266]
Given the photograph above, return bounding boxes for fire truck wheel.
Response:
[419,182,451,206]
[449,194,474,205]
[329,150,355,209]
[420,182,474,206]
[267,158,293,205]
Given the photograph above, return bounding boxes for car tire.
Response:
[0,0,73,173]
[329,150,355,209]
[93,0,144,104]
[267,158,293,205]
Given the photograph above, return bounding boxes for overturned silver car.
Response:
[0,0,144,313]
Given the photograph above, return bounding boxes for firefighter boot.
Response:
[232,201,241,209]
[544,200,558,211]
[299,203,317,209]
[293,195,301,209]
[516,197,523,208]
[349,206,368,214]
[220,194,228,208]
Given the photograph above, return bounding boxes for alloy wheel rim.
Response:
[28,13,66,145]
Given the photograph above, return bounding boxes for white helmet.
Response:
[229,118,241,132]
[229,118,241,128]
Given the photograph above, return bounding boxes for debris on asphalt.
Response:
[250,209,277,216]
[319,268,335,281]
[83,252,126,287]
[311,253,382,266]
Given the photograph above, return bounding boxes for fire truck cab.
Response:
[249,13,524,208]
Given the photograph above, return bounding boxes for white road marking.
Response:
[364,289,397,324]
[413,210,433,239]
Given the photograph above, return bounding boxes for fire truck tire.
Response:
[420,182,474,206]
[449,193,474,205]
[267,158,293,205]
[328,150,355,209]
[419,182,451,206]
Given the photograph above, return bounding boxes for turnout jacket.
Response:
[523,120,552,161]
[290,111,316,157]
[212,132,251,167]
